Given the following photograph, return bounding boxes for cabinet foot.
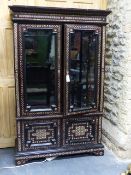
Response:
[16,159,28,166]
[93,150,104,156]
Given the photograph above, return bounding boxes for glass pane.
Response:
[69,30,98,111]
[23,29,57,109]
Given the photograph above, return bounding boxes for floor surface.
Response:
[0,148,130,175]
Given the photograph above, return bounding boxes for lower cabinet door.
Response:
[17,116,101,152]
[17,119,61,152]
[63,116,100,146]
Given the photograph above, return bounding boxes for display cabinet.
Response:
[9,6,110,165]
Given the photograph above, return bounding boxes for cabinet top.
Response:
[9,5,111,16]
[9,5,111,24]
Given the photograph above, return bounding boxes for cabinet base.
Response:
[16,144,104,165]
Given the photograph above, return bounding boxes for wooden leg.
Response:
[93,149,104,156]
[16,159,28,166]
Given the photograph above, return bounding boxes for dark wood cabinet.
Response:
[9,6,110,165]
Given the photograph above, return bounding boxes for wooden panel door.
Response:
[0,0,16,148]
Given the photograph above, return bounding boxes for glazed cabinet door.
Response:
[16,24,62,117]
[64,24,102,115]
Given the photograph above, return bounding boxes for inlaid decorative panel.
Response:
[18,119,60,151]
[63,117,98,146]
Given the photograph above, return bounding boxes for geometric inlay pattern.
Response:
[70,125,89,137]
[21,119,60,151]
[64,117,97,146]
[32,129,50,140]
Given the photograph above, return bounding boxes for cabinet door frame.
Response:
[64,24,102,116]
[15,24,62,117]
